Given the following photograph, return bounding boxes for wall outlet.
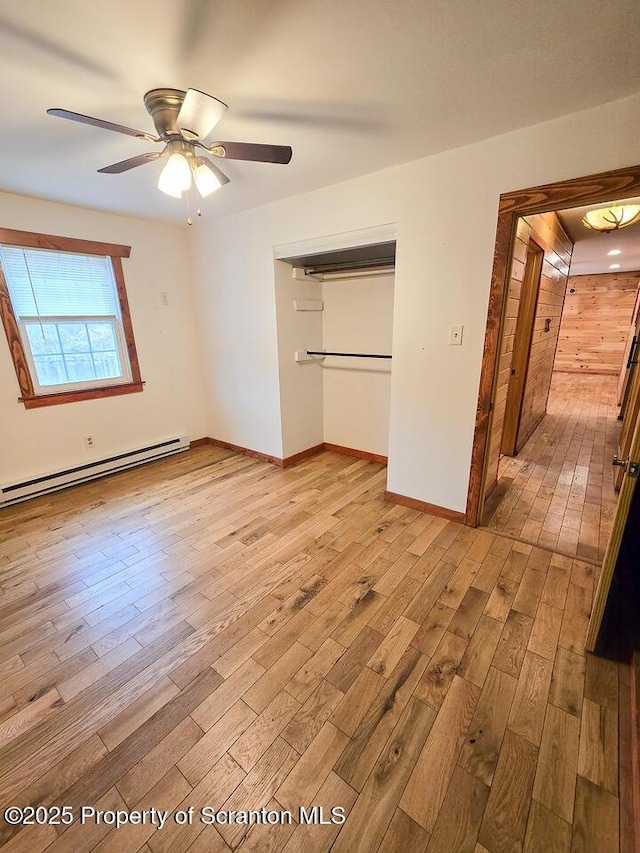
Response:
[84,435,95,448]
[160,292,169,306]
[449,325,464,346]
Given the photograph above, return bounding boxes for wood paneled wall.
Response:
[484,212,572,501]
[554,271,640,374]
[517,214,573,447]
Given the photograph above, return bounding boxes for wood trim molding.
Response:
[20,382,144,409]
[207,438,285,467]
[203,439,388,469]
[384,490,466,524]
[111,256,142,385]
[323,443,388,465]
[0,228,131,258]
[282,444,324,468]
[189,437,212,448]
[501,240,545,456]
[0,262,34,398]
[467,162,640,527]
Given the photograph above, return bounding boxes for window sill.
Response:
[19,381,144,409]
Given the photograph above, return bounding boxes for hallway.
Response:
[482,373,620,564]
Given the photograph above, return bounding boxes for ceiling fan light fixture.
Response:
[192,158,228,197]
[158,151,192,197]
[48,87,292,209]
[581,204,640,232]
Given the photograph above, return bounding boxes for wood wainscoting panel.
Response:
[555,271,640,375]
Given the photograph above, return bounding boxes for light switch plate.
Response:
[449,325,463,346]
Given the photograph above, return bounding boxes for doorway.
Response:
[467,163,640,650]
[481,204,640,565]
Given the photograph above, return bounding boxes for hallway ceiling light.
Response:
[609,263,621,269]
[607,248,622,255]
[581,204,640,232]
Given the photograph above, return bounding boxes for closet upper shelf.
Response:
[282,240,395,280]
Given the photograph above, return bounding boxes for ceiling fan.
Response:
[47,87,293,201]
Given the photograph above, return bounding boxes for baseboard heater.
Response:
[0,435,190,507]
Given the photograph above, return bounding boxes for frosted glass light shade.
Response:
[582,204,640,232]
[191,158,229,198]
[176,89,227,141]
[158,153,192,197]
[193,162,222,197]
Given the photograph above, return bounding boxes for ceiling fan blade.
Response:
[97,152,164,174]
[207,141,293,164]
[47,108,155,140]
[175,89,227,140]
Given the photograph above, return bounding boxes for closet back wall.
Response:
[322,272,394,457]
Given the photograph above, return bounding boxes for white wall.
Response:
[274,262,324,457]
[190,91,640,513]
[322,273,394,456]
[0,192,206,484]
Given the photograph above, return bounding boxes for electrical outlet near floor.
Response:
[84,435,95,448]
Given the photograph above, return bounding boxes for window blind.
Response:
[0,246,119,318]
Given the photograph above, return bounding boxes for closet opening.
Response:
[274,238,396,471]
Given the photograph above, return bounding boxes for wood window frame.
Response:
[467,162,640,526]
[0,227,143,409]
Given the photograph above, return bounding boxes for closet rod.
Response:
[306,350,392,359]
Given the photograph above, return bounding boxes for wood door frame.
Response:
[617,283,640,408]
[466,162,640,526]
[501,240,545,457]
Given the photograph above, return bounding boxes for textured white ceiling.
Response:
[2,0,640,224]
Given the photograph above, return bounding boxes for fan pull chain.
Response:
[182,186,204,226]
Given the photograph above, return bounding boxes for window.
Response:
[0,229,142,408]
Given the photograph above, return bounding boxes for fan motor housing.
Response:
[143,88,187,137]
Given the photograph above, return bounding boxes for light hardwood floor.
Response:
[483,372,620,564]
[0,445,625,852]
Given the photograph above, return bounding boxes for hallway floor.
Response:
[483,373,620,564]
